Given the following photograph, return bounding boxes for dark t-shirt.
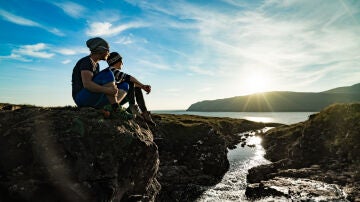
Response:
[71,55,99,99]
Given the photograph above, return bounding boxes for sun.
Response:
[243,72,270,94]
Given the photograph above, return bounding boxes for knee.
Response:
[93,69,115,85]
[117,82,129,92]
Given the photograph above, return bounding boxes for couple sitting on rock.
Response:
[71,37,155,126]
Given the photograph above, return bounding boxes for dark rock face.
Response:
[246,103,360,201]
[155,123,228,201]
[0,104,280,202]
[151,114,279,202]
[0,106,160,202]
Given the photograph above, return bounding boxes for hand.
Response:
[142,85,151,94]
[105,84,118,96]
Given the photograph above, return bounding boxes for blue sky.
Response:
[0,0,359,110]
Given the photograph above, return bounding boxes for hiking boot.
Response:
[103,104,134,120]
[142,111,156,126]
[127,104,142,118]
[113,108,134,120]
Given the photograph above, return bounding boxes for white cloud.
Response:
[123,0,360,97]
[14,43,54,58]
[0,9,64,36]
[86,21,146,37]
[53,1,86,18]
[115,36,134,45]
[55,47,89,55]
[0,53,31,62]
[0,9,39,26]
[61,59,72,64]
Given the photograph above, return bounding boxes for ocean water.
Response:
[153,111,317,125]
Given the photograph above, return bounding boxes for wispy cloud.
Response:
[188,66,214,76]
[86,21,146,37]
[115,35,135,45]
[0,9,39,26]
[0,43,55,61]
[61,59,72,64]
[122,0,360,90]
[137,59,171,70]
[55,47,89,55]
[53,1,86,18]
[0,53,31,62]
[14,43,54,58]
[0,9,64,36]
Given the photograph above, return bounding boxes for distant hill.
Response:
[187,83,360,112]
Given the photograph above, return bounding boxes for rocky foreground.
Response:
[246,103,360,201]
[0,104,278,202]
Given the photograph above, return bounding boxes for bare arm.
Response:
[130,75,151,94]
[81,70,118,95]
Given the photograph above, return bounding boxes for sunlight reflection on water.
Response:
[243,116,274,123]
[197,128,276,202]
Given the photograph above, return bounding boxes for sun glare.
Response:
[243,72,270,94]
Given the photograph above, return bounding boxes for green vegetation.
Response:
[262,103,360,164]
[153,114,282,148]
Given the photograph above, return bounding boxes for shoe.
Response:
[114,108,134,120]
[142,111,156,126]
[103,104,134,120]
[127,104,142,118]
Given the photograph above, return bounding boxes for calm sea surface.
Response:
[153,111,317,125]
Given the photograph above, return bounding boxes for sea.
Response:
[152,111,347,201]
[152,110,317,125]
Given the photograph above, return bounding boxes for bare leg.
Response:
[117,89,127,104]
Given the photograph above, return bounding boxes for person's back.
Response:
[72,55,99,100]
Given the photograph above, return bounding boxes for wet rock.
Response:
[246,177,347,201]
[246,103,360,201]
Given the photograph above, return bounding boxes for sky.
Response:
[0,0,359,110]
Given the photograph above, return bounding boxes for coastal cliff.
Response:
[0,104,278,201]
[187,83,360,112]
[246,103,360,201]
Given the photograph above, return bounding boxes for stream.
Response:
[196,128,348,202]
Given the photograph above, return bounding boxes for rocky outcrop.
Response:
[151,114,281,201]
[0,105,160,202]
[0,104,281,202]
[246,103,360,201]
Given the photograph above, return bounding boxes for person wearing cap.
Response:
[106,52,156,126]
[71,37,133,119]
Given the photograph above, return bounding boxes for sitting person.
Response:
[71,37,133,119]
[106,52,156,126]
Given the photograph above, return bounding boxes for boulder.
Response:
[246,103,360,201]
[0,105,160,202]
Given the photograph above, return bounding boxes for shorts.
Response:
[74,69,129,108]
